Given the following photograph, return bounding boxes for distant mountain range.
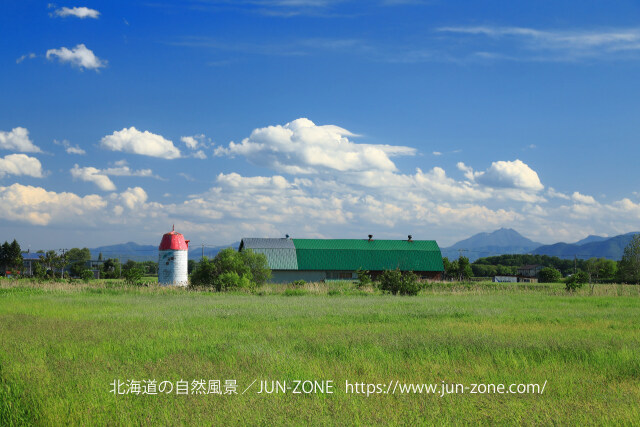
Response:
[87,229,639,264]
[442,228,639,262]
[531,232,638,260]
[89,241,240,262]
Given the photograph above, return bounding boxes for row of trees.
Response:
[0,240,23,273]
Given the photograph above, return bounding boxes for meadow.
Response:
[0,279,639,425]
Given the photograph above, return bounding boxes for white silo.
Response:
[158,225,190,286]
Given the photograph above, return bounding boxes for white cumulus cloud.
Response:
[215,118,416,174]
[0,127,42,153]
[101,127,181,159]
[0,183,106,226]
[54,6,100,19]
[472,159,544,191]
[572,191,597,204]
[46,44,106,71]
[70,162,157,191]
[0,154,44,178]
[71,164,116,191]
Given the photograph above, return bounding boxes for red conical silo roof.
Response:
[159,226,189,251]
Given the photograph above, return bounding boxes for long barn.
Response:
[239,237,444,283]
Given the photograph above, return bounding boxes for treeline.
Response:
[472,254,586,277]
[464,235,640,284]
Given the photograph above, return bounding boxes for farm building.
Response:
[517,264,543,283]
[239,236,444,283]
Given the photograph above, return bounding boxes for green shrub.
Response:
[378,269,421,295]
[356,268,372,288]
[213,271,253,292]
[283,289,307,296]
[123,267,144,285]
[565,271,588,292]
[80,270,94,283]
[538,267,562,283]
[290,280,306,287]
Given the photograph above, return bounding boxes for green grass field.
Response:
[1,280,639,425]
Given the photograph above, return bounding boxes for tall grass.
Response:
[0,279,638,425]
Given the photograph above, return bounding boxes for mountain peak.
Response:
[442,228,542,261]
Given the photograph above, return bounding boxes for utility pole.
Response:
[60,248,67,279]
[574,255,577,275]
[202,243,204,261]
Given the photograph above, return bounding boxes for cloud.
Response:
[0,127,42,153]
[116,187,148,210]
[54,139,86,155]
[0,154,44,178]
[470,159,544,191]
[16,53,36,64]
[71,165,116,191]
[572,191,597,204]
[70,161,158,191]
[101,127,181,159]
[0,183,106,226]
[46,44,106,71]
[181,134,208,158]
[53,6,100,19]
[181,136,200,150]
[437,26,640,61]
[215,118,415,174]
[547,187,570,200]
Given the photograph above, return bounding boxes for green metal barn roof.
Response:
[240,238,443,272]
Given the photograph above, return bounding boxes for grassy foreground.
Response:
[0,280,639,425]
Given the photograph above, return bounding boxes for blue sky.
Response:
[2,0,640,249]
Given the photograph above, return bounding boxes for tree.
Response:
[584,257,618,292]
[0,241,10,274]
[238,249,271,285]
[442,257,459,281]
[101,258,121,279]
[190,249,269,291]
[65,248,91,277]
[8,240,23,272]
[39,250,67,278]
[66,248,91,264]
[617,234,640,284]
[0,241,22,274]
[566,271,588,292]
[457,256,472,281]
[538,267,562,283]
